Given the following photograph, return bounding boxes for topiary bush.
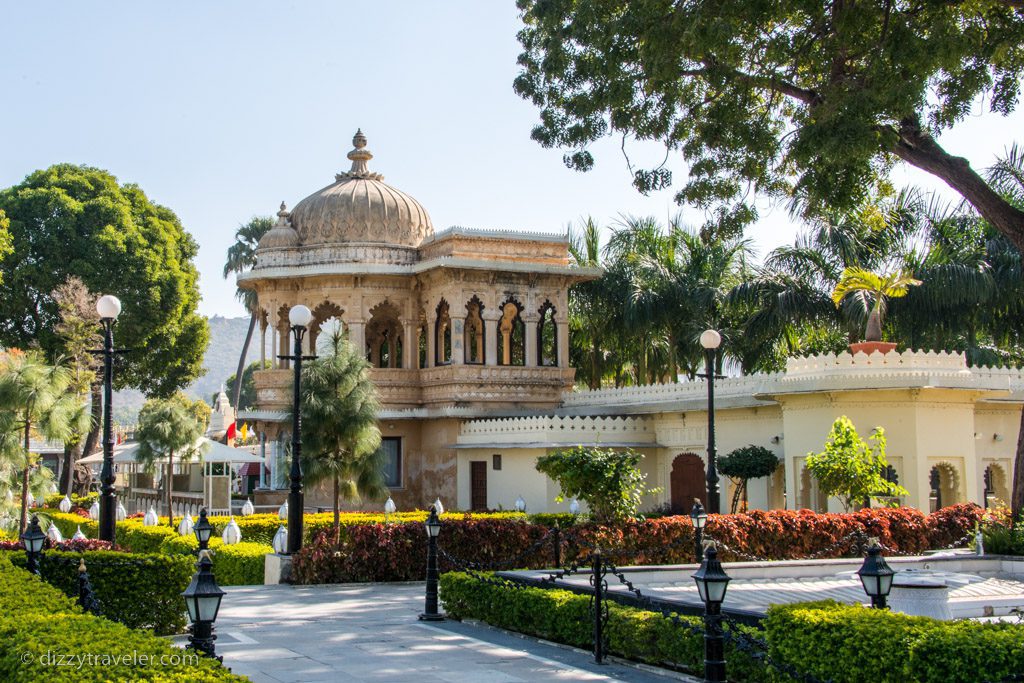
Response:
[213,542,273,586]
[5,549,193,635]
[765,600,1024,683]
[0,556,242,682]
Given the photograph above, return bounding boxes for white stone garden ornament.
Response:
[46,523,63,543]
[72,526,86,541]
[116,501,127,522]
[569,498,580,515]
[272,525,288,554]
[143,507,159,526]
[433,498,444,516]
[278,501,288,520]
[222,516,242,545]
[178,513,194,537]
[241,498,254,516]
[88,501,100,520]
[58,495,72,513]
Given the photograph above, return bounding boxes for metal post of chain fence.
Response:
[590,549,607,664]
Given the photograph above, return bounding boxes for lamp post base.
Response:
[418,612,446,622]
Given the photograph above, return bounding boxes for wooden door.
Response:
[670,453,706,514]
[470,461,488,511]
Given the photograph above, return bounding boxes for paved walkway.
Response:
[201,583,692,683]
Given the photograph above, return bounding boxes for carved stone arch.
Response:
[367,299,403,368]
[984,462,1010,507]
[537,299,558,367]
[416,307,428,369]
[435,298,452,365]
[310,300,346,351]
[928,461,962,511]
[464,295,485,364]
[497,296,525,366]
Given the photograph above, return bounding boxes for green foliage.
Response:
[226,359,272,412]
[536,446,656,523]
[211,542,272,586]
[43,492,98,509]
[0,350,88,530]
[0,555,243,682]
[440,572,768,680]
[6,549,193,634]
[135,394,208,525]
[765,601,1024,683]
[806,417,908,512]
[831,267,922,342]
[0,209,11,281]
[0,164,208,396]
[515,0,1024,246]
[718,445,780,514]
[301,331,385,535]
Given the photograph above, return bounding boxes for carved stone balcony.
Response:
[253,364,574,415]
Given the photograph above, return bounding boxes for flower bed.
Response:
[0,555,243,682]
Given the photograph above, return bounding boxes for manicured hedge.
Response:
[765,601,1024,683]
[440,571,770,681]
[5,549,193,635]
[43,492,98,510]
[0,556,243,682]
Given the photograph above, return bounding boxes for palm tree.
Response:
[0,351,87,532]
[568,218,607,389]
[831,268,922,342]
[223,215,273,411]
[300,329,385,539]
[135,394,208,527]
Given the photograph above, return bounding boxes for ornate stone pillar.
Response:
[402,319,417,369]
[523,313,540,367]
[260,320,267,367]
[426,319,436,368]
[348,320,366,360]
[451,318,465,365]
[483,310,500,366]
[556,320,570,368]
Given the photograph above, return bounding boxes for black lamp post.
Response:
[692,542,730,683]
[21,514,45,576]
[419,505,444,621]
[857,541,895,610]
[280,304,315,555]
[690,500,708,564]
[182,550,226,661]
[194,508,214,552]
[699,329,722,514]
[94,294,123,543]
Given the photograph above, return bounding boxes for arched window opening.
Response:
[435,299,452,365]
[537,301,557,366]
[367,301,402,368]
[464,297,485,364]
[310,301,345,354]
[497,298,525,366]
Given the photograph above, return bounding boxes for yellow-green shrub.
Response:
[0,556,242,682]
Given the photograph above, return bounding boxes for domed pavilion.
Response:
[238,130,599,510]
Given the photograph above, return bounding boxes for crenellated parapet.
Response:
[457,414,657,447]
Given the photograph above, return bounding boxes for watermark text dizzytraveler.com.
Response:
[23,650,200,669]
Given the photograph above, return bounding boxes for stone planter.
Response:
[848,341,897,355]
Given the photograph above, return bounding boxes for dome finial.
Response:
[338,129,382,181]
[278,201,289,218]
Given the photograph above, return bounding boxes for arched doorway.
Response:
[929,462,961,512]
[670,453,706,514]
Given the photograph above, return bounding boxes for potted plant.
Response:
[831,267,921,354]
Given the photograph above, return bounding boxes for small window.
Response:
[381,437,402,488]
[492,453,502,471]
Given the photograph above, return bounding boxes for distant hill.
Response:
[113,315,255,424]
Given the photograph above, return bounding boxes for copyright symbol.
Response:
[21,652,33,664]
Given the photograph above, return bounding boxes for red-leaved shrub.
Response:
[291,505,981,584]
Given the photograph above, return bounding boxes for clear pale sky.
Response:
[2,2,1021,318]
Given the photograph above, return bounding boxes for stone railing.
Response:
[458,414,655,445]
[561,374,775,408]
[783,349,971,378]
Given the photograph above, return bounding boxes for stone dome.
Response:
[257,202,300,250]
[289,130,433,248]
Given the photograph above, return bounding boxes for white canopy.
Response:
[79,437,263,465]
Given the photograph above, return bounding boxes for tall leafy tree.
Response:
[300,330,384,539]
[0,164,209,401]
[0,351,88,531]
[0,209,12,280]
[515,1,1024,248]
[223,216,273,412]
[135,393,209,527]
